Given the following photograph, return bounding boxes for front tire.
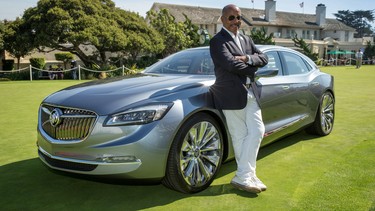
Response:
[307,91,335,136]
[162,113,224,193]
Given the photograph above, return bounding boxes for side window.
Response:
[281,52,310,75]
[259,51,282,76]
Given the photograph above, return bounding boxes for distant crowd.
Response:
[47,60,77,80]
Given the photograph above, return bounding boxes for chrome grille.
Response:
[40,105,97,141]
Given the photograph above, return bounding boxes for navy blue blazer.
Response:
[209,28,268,110]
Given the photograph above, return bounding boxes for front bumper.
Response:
[38,146,142,175]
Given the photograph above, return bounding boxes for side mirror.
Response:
[255,68,278,80]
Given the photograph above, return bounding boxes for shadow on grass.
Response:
[215,130,319,179]
[0,131,319,210]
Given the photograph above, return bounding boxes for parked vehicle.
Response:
[37,46,334,193]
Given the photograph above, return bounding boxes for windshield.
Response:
[144,48,214,75]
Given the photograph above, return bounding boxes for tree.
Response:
[19,0,163,69]
[0,21,5,65]
[20,0,128,68]
[292,34,318,62]
[147,9,197,57]
[182,14,200,48]
[0,20,5,50]
[334,10,374,37]
[364,41,375,60]
[250,27,275,45]
[114,8,164,62]
[3,18,35,69]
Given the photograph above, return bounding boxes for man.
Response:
[355,49,363,69]
[209,4,268,193]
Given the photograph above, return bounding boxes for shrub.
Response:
[55,52,74,69]
[2,59,14,70]
[29,58,45,79]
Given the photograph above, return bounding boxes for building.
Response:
[150,1,372,60]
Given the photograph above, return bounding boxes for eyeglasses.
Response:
[225,15,242,21]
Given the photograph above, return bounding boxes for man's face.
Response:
[221,7,242,35]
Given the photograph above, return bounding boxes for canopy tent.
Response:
[327,50,345,55]
[327,50,354,55]
[343,50,354,54]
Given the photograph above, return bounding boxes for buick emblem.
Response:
[49,108,63,127]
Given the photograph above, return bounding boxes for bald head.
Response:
[222,4,241,16]
[221,4,242,34]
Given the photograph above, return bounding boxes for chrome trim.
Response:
[41,106,51,115]
[42,106,96,118]
[39,104,98,142]
[264,114,309,137]
[49,108,63,127]
[38,146,141,166]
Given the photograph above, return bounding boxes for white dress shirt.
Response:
[222,27,253,65]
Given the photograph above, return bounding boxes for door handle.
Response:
[282,86,290,90]
[311,82,319,86]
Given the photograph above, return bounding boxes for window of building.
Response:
[286,29,291,38]
[200,24,208,29]
[292,30,296,38]
[278,29,282,38]
[345,31,349,42]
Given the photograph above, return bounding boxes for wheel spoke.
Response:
[189,127,198,148]
[199,125,217,149]
[182,158,194,177]
[197,157,212,182]
[201,153,221,166]
[193,159,204,185]
[197,122,208,146]
[180,135,194,170]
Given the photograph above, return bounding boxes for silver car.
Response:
[37,46,334,193]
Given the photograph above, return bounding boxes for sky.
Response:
[0,0,374,21]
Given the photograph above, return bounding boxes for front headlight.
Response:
[104,103,173,126]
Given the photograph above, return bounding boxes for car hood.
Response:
[43,73,215,115]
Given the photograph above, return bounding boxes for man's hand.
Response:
[234,55,248,63]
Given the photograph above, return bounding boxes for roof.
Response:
[150,3,222,25]
[150,2,356,32]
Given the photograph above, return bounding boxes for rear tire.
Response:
[307,91,335,136]
[162,113,224,193]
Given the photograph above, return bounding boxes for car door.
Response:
[258,50,312,142]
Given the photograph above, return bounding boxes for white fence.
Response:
[315,58,375,66]
[0,65,135,81]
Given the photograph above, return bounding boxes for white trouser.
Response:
[223,90,265,180]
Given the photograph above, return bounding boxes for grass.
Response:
[0,65,374,210]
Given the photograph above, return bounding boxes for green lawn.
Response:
[0,65,374,210]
